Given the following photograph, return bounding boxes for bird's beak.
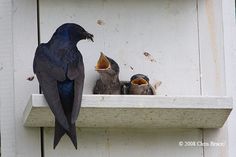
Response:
[84,32,94,42]
[131,78,148,86]
[95,52,111,71]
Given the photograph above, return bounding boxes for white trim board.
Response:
[23,94,232,128]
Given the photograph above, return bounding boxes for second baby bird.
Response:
[93,52,121,94]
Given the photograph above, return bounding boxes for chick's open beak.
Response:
[131,78,148,85]
[95,52,111,71]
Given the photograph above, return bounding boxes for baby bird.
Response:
[93,52,121,94]
[127,74,155,95]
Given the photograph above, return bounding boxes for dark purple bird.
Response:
[33,23,93,149]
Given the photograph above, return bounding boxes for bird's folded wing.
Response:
[36,72,70,131]
[33,45,69,130]
[68,61,85,124]
[33,44,66,82]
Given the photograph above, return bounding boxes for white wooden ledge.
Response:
[23,94,233,128]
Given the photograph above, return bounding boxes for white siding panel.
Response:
[0,0,16,156]
[198,0,228,157]
[222,0,236,157]
[12,0,41,156]
[44,128,109,157]
[45,128,203,157]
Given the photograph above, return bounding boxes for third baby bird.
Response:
[127,74,155,95]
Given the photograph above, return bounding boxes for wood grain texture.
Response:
[0,0,16,156]
[198,0,226,96]
[12,0,41,156]
[23,94,232,128]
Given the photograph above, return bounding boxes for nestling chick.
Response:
[93,52,121,94]
[128,74,155,95]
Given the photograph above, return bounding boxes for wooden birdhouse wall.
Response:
[40,0,202,95]
[0,0,235,157]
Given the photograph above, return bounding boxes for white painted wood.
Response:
[12,0,41,156]
[37,0,232,156]
[198,0,229,157]
[222,0,236,157]
[23,94,232,128]
[0,0,231,156]
[45,128,109,156]
[39,0,201,95]
[44,128,203,157]
[198,0,226,96]
[0,0,17,156]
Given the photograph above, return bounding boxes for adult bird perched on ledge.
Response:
[33,23,93,149]
[93,52,121,94]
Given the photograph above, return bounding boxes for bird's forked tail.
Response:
[54,120,77,149]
